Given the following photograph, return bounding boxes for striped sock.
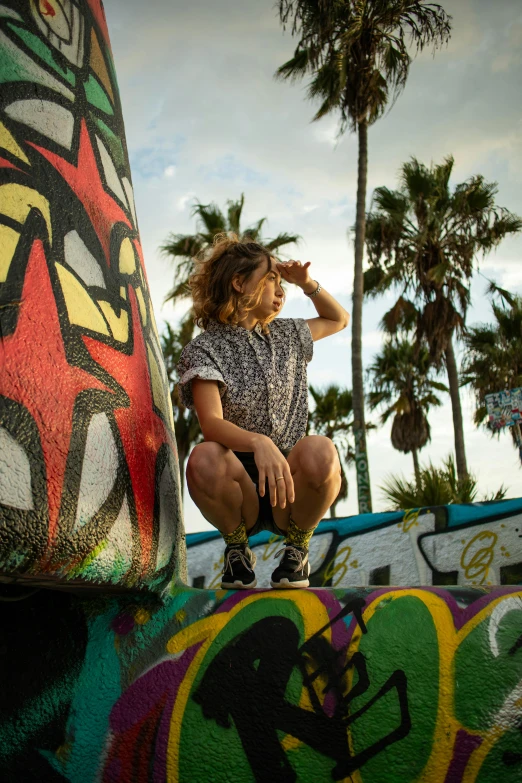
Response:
[223,519,248,547]
[285,517,317,550]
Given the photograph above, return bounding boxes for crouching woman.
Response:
[177,233,349,588]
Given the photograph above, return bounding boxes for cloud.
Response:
[176,192,196,211]
[105,0,522,530]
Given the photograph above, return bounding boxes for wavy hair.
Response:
[189,233,281,333]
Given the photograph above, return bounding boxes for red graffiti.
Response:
[84,291,174,573]
[39,0,56,17]
[0,240,109,545]
[30,121,132,263]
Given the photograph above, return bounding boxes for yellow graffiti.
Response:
[165,591,333,782]
[98,300,129,342]
[0,183,51,239]
[207,556,224,589]
[135,286,147,325]
[134,608,150,625]
[55,263,110,335]
[460,531,498,585]
[118,237,136,274]
[0,121,30,164]
[261,533,284,561]
[323,546,355,587]
[400,508,423,532]
[0,224,20,282]
[348,588,522,782]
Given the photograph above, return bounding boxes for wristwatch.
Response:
[304,281,322,298]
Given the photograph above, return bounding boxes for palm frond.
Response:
[227,194,245,234]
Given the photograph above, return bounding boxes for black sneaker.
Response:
[270,544,310,588]
[221,544,257,589]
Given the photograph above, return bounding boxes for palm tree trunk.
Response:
[411,448,421,487]
[445,338,468,481]
[351,120,372,513]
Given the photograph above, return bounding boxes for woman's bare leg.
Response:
[186,442,259,534]
[273,435,341,533]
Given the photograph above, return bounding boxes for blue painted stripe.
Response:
[446,497,522,527]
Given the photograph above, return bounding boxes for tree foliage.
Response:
[161,317,202,498]
[461,289,522,432]
[275,0,452,512]
[363,155,522,480]
[381,455,506,510]
[364,156,522,361]
[276,0,452,135]
[160,193,300,304]
[367,338,446,479]
[308,384,355,517]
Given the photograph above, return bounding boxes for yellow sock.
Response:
[223,519,248,546]
[285,517,316,549]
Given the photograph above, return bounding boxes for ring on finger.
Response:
[275,476,284,481]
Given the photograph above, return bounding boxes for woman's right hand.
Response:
[252,435,295,509]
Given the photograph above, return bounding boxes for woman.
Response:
[177,233,349,588]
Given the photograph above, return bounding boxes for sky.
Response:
[105,0,522,533]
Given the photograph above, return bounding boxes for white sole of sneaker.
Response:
[221,579,257,589]
[270,578,309,589]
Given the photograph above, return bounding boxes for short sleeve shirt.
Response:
[177,318,314,451]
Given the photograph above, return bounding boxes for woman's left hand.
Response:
[276,259,313,289]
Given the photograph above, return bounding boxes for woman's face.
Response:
[241,256,284,319]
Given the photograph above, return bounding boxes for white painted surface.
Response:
[74,413,118,530]
[64,230,106,288]
[0,427,33,511]
[6,100,74,148]
[96,136,129,207]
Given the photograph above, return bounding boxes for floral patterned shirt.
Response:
[177,318,314,451]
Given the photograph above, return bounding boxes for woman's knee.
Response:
[293,436,340,487]
[186,442,228,490]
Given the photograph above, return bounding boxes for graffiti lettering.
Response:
[460,531,498,584]
[193,597,411,782]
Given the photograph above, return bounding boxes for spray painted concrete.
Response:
[0,0,183,591]
[2,584,522,782]
[187,499,522,588]
[1,3,522,782]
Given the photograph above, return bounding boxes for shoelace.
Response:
[274,545,309,574]
[223,547,257,574]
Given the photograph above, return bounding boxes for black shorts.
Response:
[234,450,291,537]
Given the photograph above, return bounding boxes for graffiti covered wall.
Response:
[0,0,183,590]
[187,498,522,589]
[1,584,522,782]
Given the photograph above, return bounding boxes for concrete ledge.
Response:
[186,498,522,588]
[1,584,522,781]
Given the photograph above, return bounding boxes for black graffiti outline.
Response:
[192,597,411,783]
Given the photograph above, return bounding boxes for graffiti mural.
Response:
[187,497,522,588]
[1,584,522,782]
[0,1,183,590]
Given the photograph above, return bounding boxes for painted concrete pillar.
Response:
[0,0,184,591]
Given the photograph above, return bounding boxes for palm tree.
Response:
[308,384,352,517]
[160,193,300,304]
[461,286,522,449]
[367,339,447,484]
[275,0,452,513]
[161,317,203,499]
[381,455,506,510]
[364,157,522,481]
[308,384,358,517]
